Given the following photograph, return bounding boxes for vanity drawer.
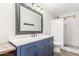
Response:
[37,38,49,45]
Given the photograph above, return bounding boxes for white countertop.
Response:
[9,35,53,47]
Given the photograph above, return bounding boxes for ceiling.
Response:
[39,3,79,16]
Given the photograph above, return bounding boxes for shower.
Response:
[64,15,79,49]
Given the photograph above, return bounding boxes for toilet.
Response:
[53,42,61,53]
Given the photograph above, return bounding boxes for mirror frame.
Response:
[15,3,43,35]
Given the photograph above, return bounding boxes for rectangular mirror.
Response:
[15,3,43,35]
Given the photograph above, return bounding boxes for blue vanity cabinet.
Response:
[16,37,53,56]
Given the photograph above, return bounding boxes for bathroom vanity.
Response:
[9,35,54,56]
[11,3,54,56]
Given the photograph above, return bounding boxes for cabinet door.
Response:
[20,43,36,56]
[37,38,50,56]
[43,37,53,56]
[37,37,53,56]
[48,37,53,55]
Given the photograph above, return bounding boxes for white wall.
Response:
[51,18,64,47]
[0,3,53,43]
[0,4,15,43]
[43,10,53,35]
